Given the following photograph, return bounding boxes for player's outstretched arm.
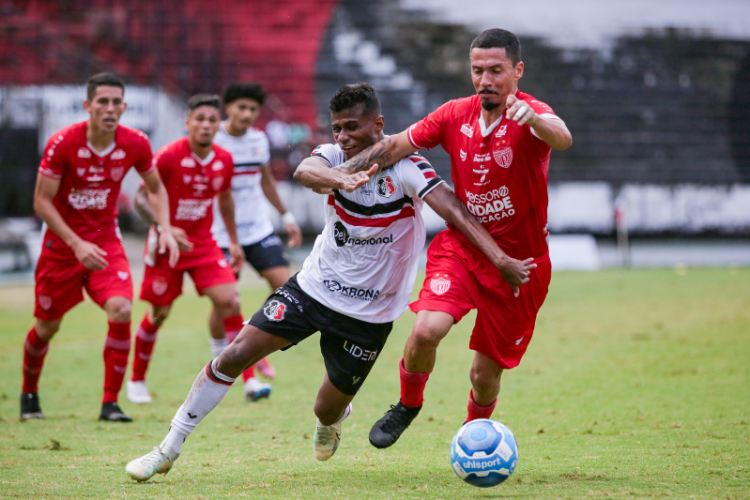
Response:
[423,183,536,297]
[293,156,377,193]
[141,169,180,267]
[260,164,302,247]
[505,94,572,151]
[217,190,245,274]
[333,130,415,175]
[34,173,109,270]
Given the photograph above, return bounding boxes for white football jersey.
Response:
[296,143,445,323]
[211,123,274,247]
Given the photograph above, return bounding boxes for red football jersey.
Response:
[149,137,234,266]
[38,121,153,257]
[408,91,560,260]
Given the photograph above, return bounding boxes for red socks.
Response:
[399,358,431,408]
[131,316,160,382]
[223,315,255,382]
[103,321,131,404]
[466,389,497,422]
[22,327,50,393]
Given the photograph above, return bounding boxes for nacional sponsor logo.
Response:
[465,186,515,222]
[493,146,513,168]
[460,149,467,161]
[68,188,111,210]
[430,275,451,295]
[111,149,126,160]
[376,176,396,198]
[263,299,286,321]
[211,176,224,191]
[38,294,52,310]
[333,221,393,247]
[152,278,168,296]
[495,124,508,138]
[110,166,125,182]
[342,340,378,361]
[212,160,224,171]
[473,153,491,163]
[175,198,213,221]
[117,271,129,281]
[460,123,474,138]
[181,157,196,168]
[77,148,92,158]
[323,280,381,302]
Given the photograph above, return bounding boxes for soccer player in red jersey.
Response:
[331,29,573,447]
[126,94,258,403]
[21,73,179,422]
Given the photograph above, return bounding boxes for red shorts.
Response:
[139,245,236,306]
[34,240,133,321]
[410,230,551,370]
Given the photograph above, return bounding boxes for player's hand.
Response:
[286,222,303,248]
[170,227,194,253]
[313,187,333,195]
[158,229,181,268]
[228,241,245,274]
[496,256,537,297]
[338,164,379,193]
[505,95,537,127]
[72,240,109,270]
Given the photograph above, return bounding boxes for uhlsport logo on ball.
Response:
[450,419,518,488]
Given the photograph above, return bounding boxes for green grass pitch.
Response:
[0,268,748,499]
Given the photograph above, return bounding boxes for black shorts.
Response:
[222,234,289,275]
[248,274,393,396]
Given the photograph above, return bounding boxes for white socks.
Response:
[160,359,235,457]
[335,403,353,425]
[209,338,228,358]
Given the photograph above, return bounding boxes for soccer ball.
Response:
[449,419,518,488]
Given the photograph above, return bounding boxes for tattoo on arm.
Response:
[334,137,394,174]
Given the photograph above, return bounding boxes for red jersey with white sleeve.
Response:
[407,91,561,260]
[38,121,153,258]
[145,137,234,269]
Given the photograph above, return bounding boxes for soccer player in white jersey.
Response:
[208,83,303,393]
[126,83,532,481]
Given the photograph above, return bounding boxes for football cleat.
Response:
[369,400,421,449]
[99,402,133,422]
[126,380,152,404]
[126,446,179,482]
[243,377,272,402]
[20,392,45,420]
[256,358,277,379]
[313,403,351,461]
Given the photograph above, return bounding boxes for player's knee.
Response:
[106,298,132,323]
[151,307,171,326]
[217,294,241,317]
[215,343,250,376]
[409,322,443,352]
[34,320,60,340]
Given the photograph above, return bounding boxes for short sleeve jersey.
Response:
[408,91,561,260]
[211,123,275,247]
[38,121,153,257]
[296,143,445,323]
[149,137,234,267]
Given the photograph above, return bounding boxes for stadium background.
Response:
[1,0,749,274]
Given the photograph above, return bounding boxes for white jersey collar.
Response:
[192,149,216,166]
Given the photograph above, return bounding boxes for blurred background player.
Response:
[328,29,571,448]
[21,73,178,422]
[127,94,270,404]
[124,83,532,482]
[208,82,303,381]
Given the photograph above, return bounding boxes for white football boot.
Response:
[125,445,179,482]
[243,377,272,402]
[126,380,152,404]
[313,403,352,461]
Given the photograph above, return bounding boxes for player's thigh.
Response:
[139,262,183,307]
[34,254,86,321]
[217,323,292,376]
[259,266,291,291]
[85,243,133,308]
[319,316,393,396]
[190,255,237,298]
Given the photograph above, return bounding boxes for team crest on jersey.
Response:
[460,124,474,138]
[333,221,349,247]
[181,157,196,168]
[77,167,87,177]
[430,275,451,295]
[110,166,125,182]
[77,148,92,159]
[493,147,513,169]
[376,177,396,198]
[460,149,467,161]
[212,161,223,171]
[183,175,192,184]
[38,294,52,310]
[212,176,224,191]
[263,299,287,322]
[152,278,168,296]
[111,149,126,160]
[495,125,508,138]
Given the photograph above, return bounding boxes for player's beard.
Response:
[481,101,501,111]
[198,141,212,148]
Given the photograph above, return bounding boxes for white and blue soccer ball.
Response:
[449,419,518,488]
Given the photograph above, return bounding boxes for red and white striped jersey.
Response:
[297,142,444,323]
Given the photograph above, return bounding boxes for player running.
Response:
[331,30,573,448]
[20,73,178,422]
[126,94,259,404]
[125,83,530,481]
[207,82,303,385]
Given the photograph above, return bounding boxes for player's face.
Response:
[225,98,262,131]
[186,106,221,147]
[330,105,384,160]
[470,47,524,111]
[83,86,127,133]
